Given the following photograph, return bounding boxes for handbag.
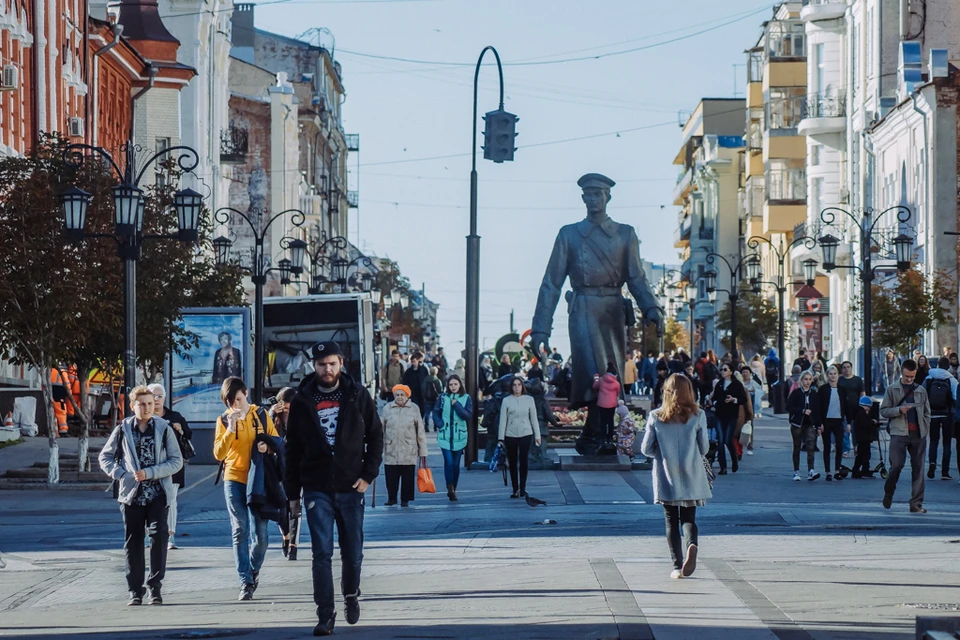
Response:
[738,420,753,446]
[417,458,436,493]
[179,434,196,460]
[702,455,716,489]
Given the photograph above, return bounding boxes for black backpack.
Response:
[925,378,953,413]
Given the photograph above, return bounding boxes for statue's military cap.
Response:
[577,173,616,190]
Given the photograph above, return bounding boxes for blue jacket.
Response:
[639,357,656,382]
[433,393,472,452]
[247,433,287,522]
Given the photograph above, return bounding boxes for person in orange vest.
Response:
[50,368,69,434]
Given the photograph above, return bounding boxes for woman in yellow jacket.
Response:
[213,377,278,601]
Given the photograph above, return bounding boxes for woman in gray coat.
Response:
[641,374,711,579]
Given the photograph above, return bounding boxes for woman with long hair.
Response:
[433,374,473,501]
[269,387,301,559]
[708,363,747,475]
[809,360,828,389]
[817,365,850,481]
[497,376,540,498]
[749,355,766,418]
[641,374,711,579]
[787,371,822,482]
[916,354,930,385]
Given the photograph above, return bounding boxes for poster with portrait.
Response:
[166,307,250,427]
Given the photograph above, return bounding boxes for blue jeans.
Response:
[441,447,463,488]
[224,480,269,587]
[716,415,738,471]
[304,490,365,620]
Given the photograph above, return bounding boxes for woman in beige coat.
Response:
[380,384,427,506]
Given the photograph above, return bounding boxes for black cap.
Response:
[310,341,342,360]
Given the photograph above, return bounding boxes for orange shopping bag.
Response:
[417,459,436,493]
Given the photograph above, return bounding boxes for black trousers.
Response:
[821,418,844,474]
[121,495,168,595]
[928,416,953,475]
[791,425,816,471]
[884,432,926,508]
[505,435,532,493]
[852,437,873,476]
[663,505,698,571]
[598,407,616,440]
[384,464,416,503]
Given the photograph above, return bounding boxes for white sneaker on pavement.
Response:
[746,449,754,456]
[793,471,801,481]
[670,569,683,579]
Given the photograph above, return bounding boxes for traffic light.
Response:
[482,108,519,163]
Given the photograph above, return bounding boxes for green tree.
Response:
[871,268,954,354]
[716,291,778,358]
[662,316,689,354]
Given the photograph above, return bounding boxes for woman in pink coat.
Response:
[593,362,623,441]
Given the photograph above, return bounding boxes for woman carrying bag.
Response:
[432,375,473,501]
[380,385,427,507]
[641,374,711,579]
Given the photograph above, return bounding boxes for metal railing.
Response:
[801,94,846,119]
[801,0,847,5]
[220,124,248,163]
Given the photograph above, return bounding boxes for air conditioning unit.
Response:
[68,117,84,137]
[0,65,18,91]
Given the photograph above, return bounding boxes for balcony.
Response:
[674,214,692,248]
[672,167,693,205]
[345,133,360,152]
[798,94,846,135]
[800,0,847,23]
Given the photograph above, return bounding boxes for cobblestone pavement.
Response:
[2,416,960,639]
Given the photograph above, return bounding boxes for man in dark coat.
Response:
[284,341,383,636]
[402,351,429,418]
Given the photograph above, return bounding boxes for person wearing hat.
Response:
[529,173,663,453]
[851,396,880,478]
[147,383,191,550]
[284,340,383,636]
[379,384,427,507]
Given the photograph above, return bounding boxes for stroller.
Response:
[873,425,889,479]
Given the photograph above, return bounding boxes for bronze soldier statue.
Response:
[530,173,664,455]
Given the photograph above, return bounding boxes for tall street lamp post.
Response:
[704,252,760,364]
[653,268,682,354]
[746,235,818,386]
[664,277,701,356]
[59,141,204,415]
[465,46,518,467]
[816,206,914,393]
[212,207,306,403]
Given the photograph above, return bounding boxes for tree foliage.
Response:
[0,135,244,480]
[716,291,779,357]
[662,316,689,354]
[871,268,954,354]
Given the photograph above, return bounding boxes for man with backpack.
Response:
[421,366,443,431]
[923,357,958,480]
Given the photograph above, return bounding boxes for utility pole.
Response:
[510,309,515,333]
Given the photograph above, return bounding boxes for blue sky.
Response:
[256,0,774,358]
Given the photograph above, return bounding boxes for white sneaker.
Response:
[808,470,820,481]
[793,472,801,482]
[746,449,754,456]
[670,569,683,579]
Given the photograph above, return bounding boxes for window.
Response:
[155,137,171,188]
[747,49,763,83]
[766,87,805,130]
[810,144,821,167]
[812,177,824,216]
[766,159,806,202]
[815,44,825,95]
[766,21,805,59]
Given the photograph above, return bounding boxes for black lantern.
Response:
[390,289,401,305]
[371,288,382,305]
[685,283,697,303]
[818,234,840,270]
[135,197,145,233]
[746,257,761,283]
[287,239,307,275]
[59,186,91,242]
[361,272,374,292]
[173,188,202,242]
[112,183,143,236]
[704,270,718,293]
[802,258,818,285]
[213,235,232,266]
[893,233,914,271]
[278,258,292,285]
[332,257,348,284]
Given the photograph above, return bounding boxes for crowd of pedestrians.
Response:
[96,337,960,621]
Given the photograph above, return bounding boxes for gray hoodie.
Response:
[98,416,183,506]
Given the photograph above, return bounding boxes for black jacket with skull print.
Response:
[284,371,383,497]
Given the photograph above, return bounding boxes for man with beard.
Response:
[284,342,383,636]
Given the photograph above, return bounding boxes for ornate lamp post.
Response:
[59,141,203,413]
[704,252,761,363]
[212,207,306,403]
[653,268,683,354]
[746,234,818,386]
[816,206,914,392]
